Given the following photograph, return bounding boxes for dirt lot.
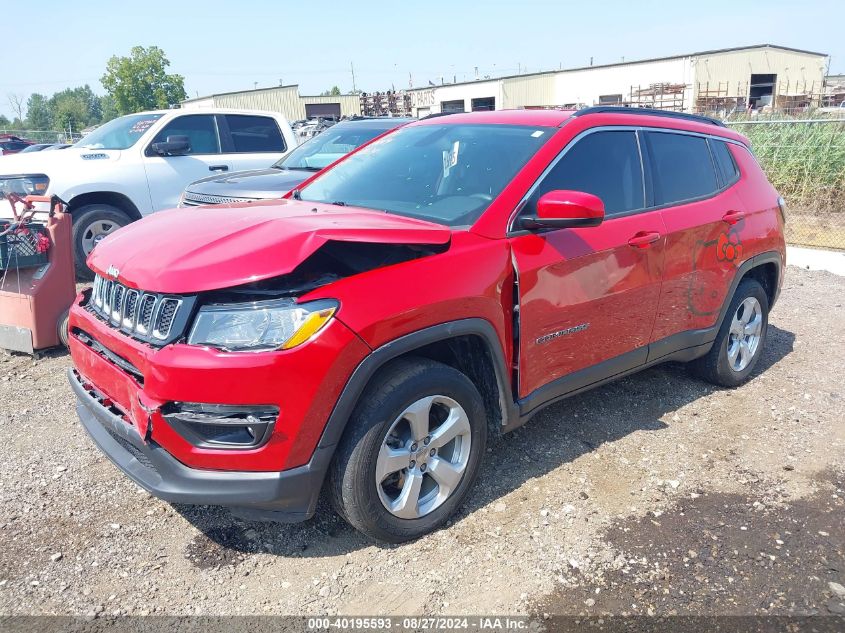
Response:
[0,266,843,619]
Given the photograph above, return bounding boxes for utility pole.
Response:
[350,62,357,93]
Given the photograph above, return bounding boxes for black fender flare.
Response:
[315,318,516,452]
[715,250,783,331]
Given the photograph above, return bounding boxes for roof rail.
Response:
[573,106,726,128]
[419,111,458,120]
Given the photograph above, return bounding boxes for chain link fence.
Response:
[725,117,845,250]
[0,129,82,143]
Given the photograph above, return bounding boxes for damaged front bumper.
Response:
[69,368,332,521]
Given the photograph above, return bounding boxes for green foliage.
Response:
[0,114,9,127]
[48,85,102,131]
[727,115,845,249]
[99,95,118,122]
[25,93,52,129]
[101,46,187,115]
[321,86,342,96]
[728,116,845,210]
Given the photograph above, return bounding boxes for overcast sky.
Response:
[2,0,843,119]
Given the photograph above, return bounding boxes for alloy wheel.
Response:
[81,220,120,256]
[375,395,472,519]
[727,296,763,372]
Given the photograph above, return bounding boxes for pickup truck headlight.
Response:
[0,174,50,196]
[188,298,338,352]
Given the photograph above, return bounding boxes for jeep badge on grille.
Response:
[106,265,120,280]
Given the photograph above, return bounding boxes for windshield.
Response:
[75,113,164,150]
[276,123,397,171]
[299,123,553,227]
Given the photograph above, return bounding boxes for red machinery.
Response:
[0,194,76,354]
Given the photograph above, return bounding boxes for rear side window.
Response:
[151,115,220,154]
[530,130,644,215]
[710,139,739,186]
[646,132,718,205]
[224,115,285,153]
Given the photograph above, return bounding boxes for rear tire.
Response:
[329,357,487,543]
[71,204,130,281]
[688,278,769,387]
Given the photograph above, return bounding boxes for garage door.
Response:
[305,103,341,119]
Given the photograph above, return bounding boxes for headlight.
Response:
[0,174,50,196]
[188,298,338,352]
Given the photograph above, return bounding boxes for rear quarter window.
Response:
[710,139,740,186]
[224,115,286,153]
[645,132,719,206]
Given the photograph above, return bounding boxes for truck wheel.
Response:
[688,278,769,387]
[58,309,70,349]
[71,204,130,281]
[329,357,487,543]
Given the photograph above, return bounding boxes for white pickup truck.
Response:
[0,108,296,277]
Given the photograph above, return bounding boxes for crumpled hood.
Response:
[185,167,309,200]
[88,198,451,294]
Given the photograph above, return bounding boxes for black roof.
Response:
[573,106,726,127]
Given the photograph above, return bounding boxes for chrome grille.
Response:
[122,290,139,328]
[138,295,156,335]
[181,191,257,206]
[86,275,189,345]
[154,299,180,339]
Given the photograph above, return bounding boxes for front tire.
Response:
[57,309,70,349]
[689,278,769,387]
[71,204,130,281]
[329,357,487,543]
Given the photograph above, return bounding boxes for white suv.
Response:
[0,109,296,278]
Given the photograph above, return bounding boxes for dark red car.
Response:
[68,107,785,542]
[0,134,34,155]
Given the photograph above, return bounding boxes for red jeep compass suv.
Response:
[68,107,785,542]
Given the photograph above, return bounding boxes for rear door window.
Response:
[149,115,220,154]
[645,132,719,205]
[528,130,645,216]
[224,115,285,153]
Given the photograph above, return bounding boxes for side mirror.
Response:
[151,135,190,156]
[520,190,605,230]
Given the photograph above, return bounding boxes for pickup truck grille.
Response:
[86,275,195,346]
[181,191,257,206]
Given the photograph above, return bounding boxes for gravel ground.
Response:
[0,266,843,617]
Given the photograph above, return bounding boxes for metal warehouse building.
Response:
[181,84,362,121]
[408,44,828,117]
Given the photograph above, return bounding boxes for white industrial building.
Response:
[180,44,829,121]
[408,44,828,117]
[181,84,362,121]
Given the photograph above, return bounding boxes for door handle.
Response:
[208,164,229,172]
[628,231,661,249]
[722,210,745,225]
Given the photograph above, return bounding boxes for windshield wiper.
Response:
[332,201,346,206]
[292,189,301,200]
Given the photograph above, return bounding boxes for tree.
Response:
[99,94,118,123]
[26,93,52,129]
[52,94,88,132]
[0,114,10,128]
[101,46,187,114]
[6,93,25,122]
[321,86,342,96]
[49,85,101,126]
